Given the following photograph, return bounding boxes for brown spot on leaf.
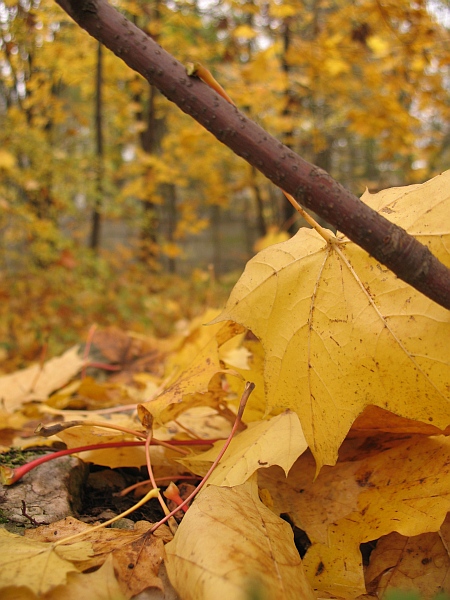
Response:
[315,561,325,576]
[356,471,374,487]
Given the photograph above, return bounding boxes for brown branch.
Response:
[55,0,450,310]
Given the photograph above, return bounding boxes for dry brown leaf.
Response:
[91,326,162,374]
[105,522,165,599]
[165,479,315,600]
[365,530,450,598]
[26,517,166,597]
[24,517,92,543]
[0,346,84,412]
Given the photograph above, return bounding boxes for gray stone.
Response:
[0,454,87,529]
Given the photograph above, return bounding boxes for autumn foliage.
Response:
[2,0,450,364]
[1,171,449,599]
[1,0,450,599]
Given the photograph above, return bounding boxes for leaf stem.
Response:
[282,190,338,244]
[0,441,146,485]
[117,475,201,497]
[145,429,178,533]
[150,381,255,532]
[53,486,160,547]
[35,420,191,455]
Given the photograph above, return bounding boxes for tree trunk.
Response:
[250,166,267,238]
[164,182,177,274]
[90,41,103,251]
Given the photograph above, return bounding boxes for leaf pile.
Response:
[0,172,449,599]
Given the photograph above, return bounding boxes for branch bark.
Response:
[55,0,450,310]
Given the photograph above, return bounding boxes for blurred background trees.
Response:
[1,0,449,366]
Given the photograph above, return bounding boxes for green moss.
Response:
[0,447,48,468]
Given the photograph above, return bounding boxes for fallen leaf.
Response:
[365,530,450,598]
[225,339,268,423]
[165,479,315,600]
[0,346,84,412]
[53,424,147,469]
[212,171,450,469]
[167,406,232,441]
[0,587,37,600]
[24,517,93,544]
[26,518,166,598]
[0,529,92,596]
[109,522,165,598]
[74,376,130,409]
[179,411,307,486]
[259,434,450,597]
[138,333,227,424]
[350,404,450,437]
[91,326,160,366]
[46,555,126,600]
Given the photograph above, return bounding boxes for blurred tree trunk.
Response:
[280,15,297,234]
[251,166,267,237]
[243,4,267,239]
[134,0,175,268]
[164,182,177,274]
[138,82,164,265]
[210,204,221,275]
[90,41,103,251]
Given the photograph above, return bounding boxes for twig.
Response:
[21,500,48,526]
[54,0,450,309]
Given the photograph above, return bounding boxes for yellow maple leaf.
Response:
[224,339,268,423]
[138,337,226,424]
[165,479,315,600]
[55,426,148,468]
[0,529,92,596]
[45,555,126,600]
[179,410,307,486]
[138,314,243,425]
[260,434,450,596]
[212,171,450,470]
